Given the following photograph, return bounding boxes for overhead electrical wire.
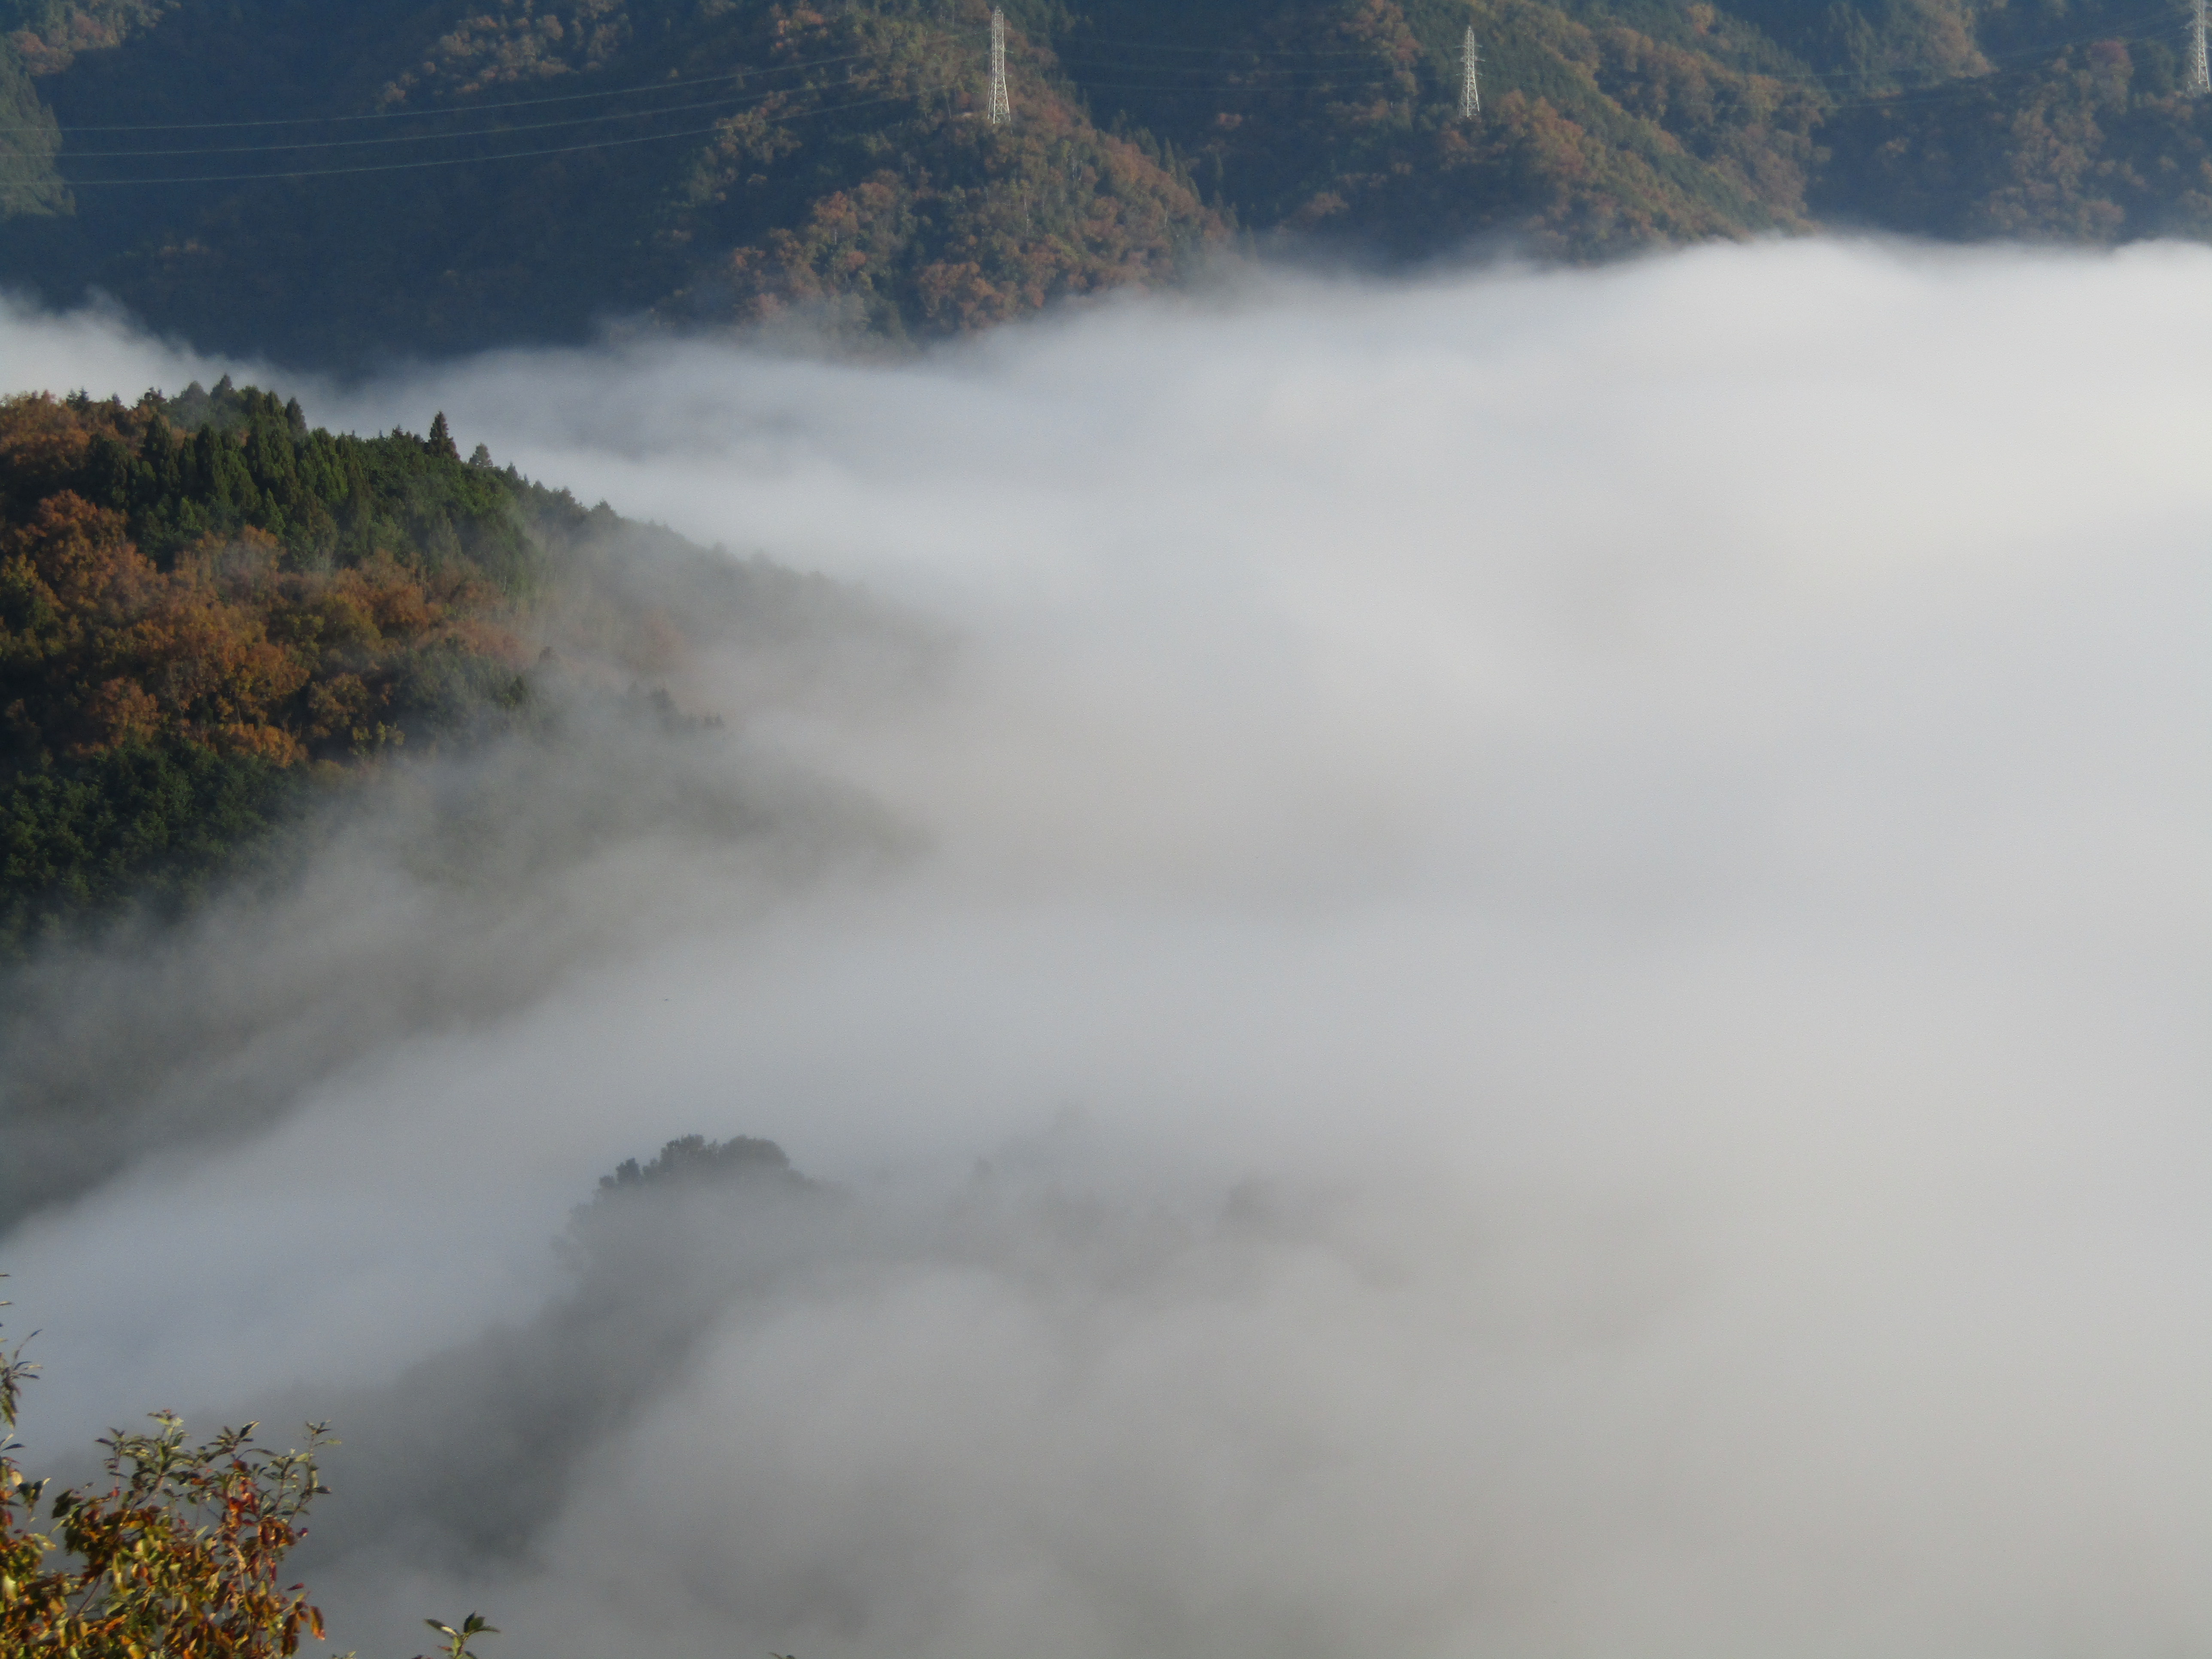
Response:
[1048,27,2193,117]
[8,10,2188,134]
[1051,72,1410,92]
[4,5,2200,185]
[1080,4,2193,100]
[55,81,873,158]
[0,48,874,134]
[1050,40,1386,58]
[1743,2,2174,81]
[1799,21,2193,113]
[1042,6,2190,88]
[10,44,1411,179]
[44,93,909,186]
[1761,13,2188,92]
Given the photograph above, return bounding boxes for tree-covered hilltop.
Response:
[0,378,862,952]
[3,0,2209,366]
[0,382,547,945]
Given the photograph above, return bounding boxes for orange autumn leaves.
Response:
[4,495,306,764]
[0,395,526,777]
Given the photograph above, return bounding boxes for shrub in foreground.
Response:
[0,1284,493,1658]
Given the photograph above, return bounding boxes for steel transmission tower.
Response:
[989,7,1012,125]
[1461,26,1483,119]
[2194,0,2210,94]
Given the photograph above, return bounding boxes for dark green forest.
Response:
[3,0,2209,366]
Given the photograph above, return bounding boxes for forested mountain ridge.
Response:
[2,0,2209,364]
[0,378,879,951]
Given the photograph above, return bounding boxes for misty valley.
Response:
[2,3,2211,1656]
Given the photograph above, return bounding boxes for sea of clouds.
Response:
[1,238,2209,1659]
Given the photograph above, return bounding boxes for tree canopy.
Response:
[0,383,593,949]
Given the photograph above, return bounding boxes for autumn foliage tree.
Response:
[2,1283,501,1658]
[0,1284,334,1656]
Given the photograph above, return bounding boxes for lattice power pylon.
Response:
[2194,0,2210,94]
[1462,26,1483,119]
[989,7,1012,125]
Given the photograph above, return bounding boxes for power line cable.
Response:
[43,92,910,186]
[1805,23,2194,112]
[1051,56,1415,80]
[56,80,871,158]
[981,27,1385,59]
[1726,4,2187,90]
[6,6,2199,160]
[0,50,874,134]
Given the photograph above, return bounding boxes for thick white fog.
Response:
[2,239,2209,1659]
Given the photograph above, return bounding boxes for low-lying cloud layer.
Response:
[2,239,2209,1659]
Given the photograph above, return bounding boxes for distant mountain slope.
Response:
[2,0,2209,365]
[2,0,1224,362]
[0,25,64,216]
